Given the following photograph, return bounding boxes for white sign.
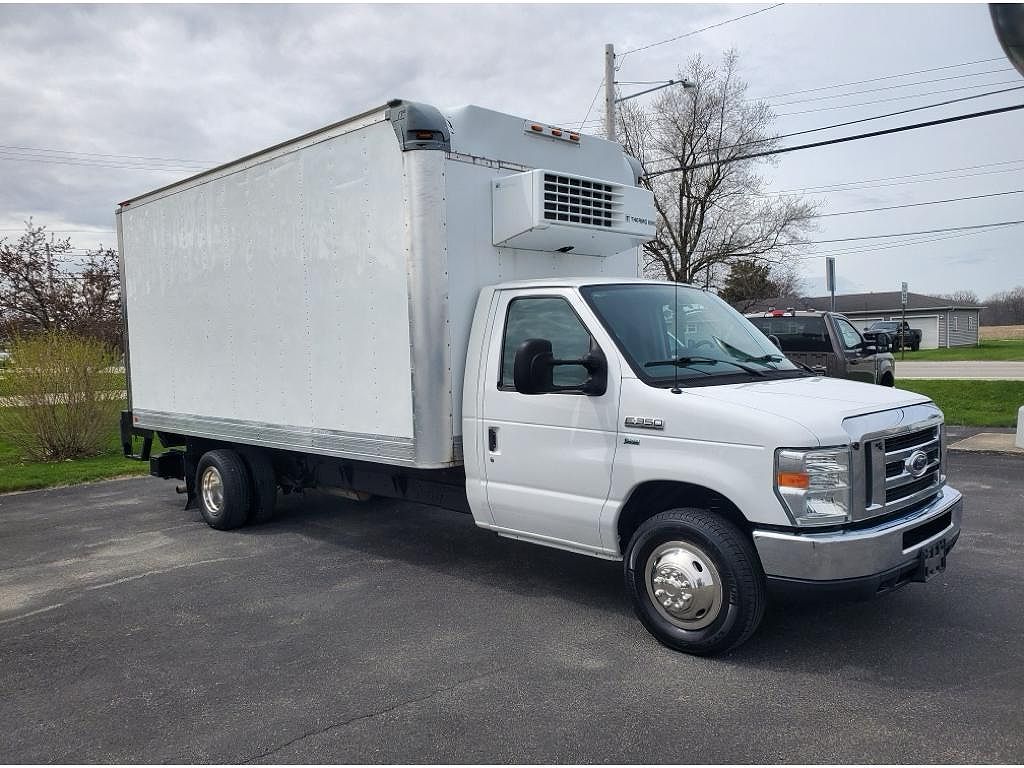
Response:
[901,281,908,306]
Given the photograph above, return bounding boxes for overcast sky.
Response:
[1,2,1020,299]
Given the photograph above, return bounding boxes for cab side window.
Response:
[834,317,863,351]
[500,297,595,389]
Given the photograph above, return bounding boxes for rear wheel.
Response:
[624,508,766,655]
[196,449,252,530]
[240,448,278,524]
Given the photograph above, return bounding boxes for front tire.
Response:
[196,449,252,530]
[624,508,766,655]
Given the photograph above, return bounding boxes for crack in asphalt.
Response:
[0,554,260,625]
[242,668,504,763]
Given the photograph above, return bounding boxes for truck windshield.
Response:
[580,283,801,386]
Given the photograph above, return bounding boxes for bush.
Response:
[0,331,123,460]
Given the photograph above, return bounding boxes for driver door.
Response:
[479,289,620,554]
[832,315,876,384]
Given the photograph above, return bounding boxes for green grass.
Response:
[0,418,160,494]
[896,379,1024,427]
[897,339,1024,362]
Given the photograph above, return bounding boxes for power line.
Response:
[798,224,1016,260]
[577,78,605,132]
[812,189,1024,218]
[775,79,1023,117]
[0,151,201,172]
[0,143,210,165]
[647,103,1024,177]
[619,3,784,59]
[750,56,1006,101]
[805,219,1024,244]
[766,67,1013,107]
[762,158,1024,196]
[644,86,1024,164]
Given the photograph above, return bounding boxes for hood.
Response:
[691,375,932,445]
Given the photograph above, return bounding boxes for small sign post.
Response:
[901,282,908,360]
[826,257,836,312]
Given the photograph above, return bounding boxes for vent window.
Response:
[542,173,622,227]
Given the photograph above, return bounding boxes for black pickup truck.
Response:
[863,320,922,351]
[746,309,896,386]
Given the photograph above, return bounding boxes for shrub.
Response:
[0,331,123,461]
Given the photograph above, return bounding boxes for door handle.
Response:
[488,427,498,452]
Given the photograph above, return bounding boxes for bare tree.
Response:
[0,220,121,348]
[938,289,980,305]
[617,50,816,288]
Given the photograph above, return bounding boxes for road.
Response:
[1,455,1022,763]
[897,360,1024,380]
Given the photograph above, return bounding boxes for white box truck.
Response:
[118,99,962,655]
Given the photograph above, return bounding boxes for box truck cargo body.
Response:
[119,102,652,469]
[120,99,962,655]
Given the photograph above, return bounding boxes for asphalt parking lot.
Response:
[1,452,1022,763]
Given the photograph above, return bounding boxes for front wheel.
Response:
[624,508,766,655]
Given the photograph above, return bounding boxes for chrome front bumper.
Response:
[753,485,962,583]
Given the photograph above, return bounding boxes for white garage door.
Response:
[908,315,940,349]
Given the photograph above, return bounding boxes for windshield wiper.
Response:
[644,356,765,377]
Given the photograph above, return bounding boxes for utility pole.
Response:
[604,43,616,142]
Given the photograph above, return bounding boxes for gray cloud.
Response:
[1,3,1020,297]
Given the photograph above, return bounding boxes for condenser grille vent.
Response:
[542,173,623,227]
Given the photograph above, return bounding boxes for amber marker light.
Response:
[551,128,563,137]
[777,472,810,489]
[530,124,544,132]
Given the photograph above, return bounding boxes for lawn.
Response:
[896,379,1024,428]
[897,339,1024,362]
[0,415,160,494]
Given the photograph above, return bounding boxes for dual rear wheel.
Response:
[196,448,277,530]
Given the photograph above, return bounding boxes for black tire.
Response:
[240,448,277,524]
[624,508,766,656]
[881,372,895,387]
[911,342,920,352]
[195,449,252,530]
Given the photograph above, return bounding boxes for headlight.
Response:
[775,447,851,526]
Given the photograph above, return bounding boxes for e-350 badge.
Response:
[624,416,664,430]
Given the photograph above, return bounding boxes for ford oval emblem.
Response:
[905,450,930,478]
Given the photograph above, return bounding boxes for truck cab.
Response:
[746,308,896,386]
[464,280,960,653]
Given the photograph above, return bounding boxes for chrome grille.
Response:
[864,423,943,517]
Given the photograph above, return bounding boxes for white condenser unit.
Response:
[492,169,656,257]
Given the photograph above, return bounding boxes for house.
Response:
[750,292,983,349]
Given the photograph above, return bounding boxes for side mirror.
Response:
[513,338,608,396]
[873,332,892,352]
[767,334,782,350]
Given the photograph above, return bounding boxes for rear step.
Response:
[120,409,153,460]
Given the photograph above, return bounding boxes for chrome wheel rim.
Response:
[201,466,224,515]
[645,541,723,630]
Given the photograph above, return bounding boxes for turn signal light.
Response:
[569,133,580,141]
[551,128,563,137]
[530,124,544,132]
[415,130,434,140]
[777,471,810,489]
